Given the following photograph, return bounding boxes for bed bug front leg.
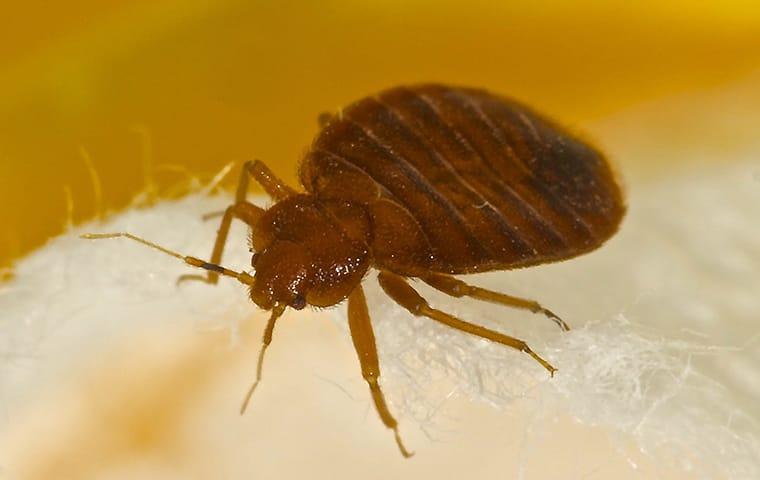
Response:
[179,160,297,285]
[247,160,297,201]
[378,271,557,376]
[347,285,413,458]
[178,161,266,285]
[421,273,570,331]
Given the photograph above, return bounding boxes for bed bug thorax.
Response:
[248,193,372,310]
[82,84,625,458]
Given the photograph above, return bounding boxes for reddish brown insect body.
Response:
[84,84,625,457]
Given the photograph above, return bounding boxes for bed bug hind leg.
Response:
[378,271,557,376]
[422,273,570,331]
[347,285,413,458]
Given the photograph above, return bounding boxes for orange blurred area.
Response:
[1,0,760,267]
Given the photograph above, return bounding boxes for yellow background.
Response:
[2,0,760,267]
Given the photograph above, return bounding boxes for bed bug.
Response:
[83,84,625,457]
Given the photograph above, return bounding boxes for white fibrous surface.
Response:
[1,162,759,478]
[360,163,760,478]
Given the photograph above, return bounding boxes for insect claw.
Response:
[523,346,557,377]
[541,308,571,332]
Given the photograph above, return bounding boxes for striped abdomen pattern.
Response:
[300,84,625,275]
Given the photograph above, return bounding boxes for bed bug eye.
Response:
[251,253,260,268]
[290,294,306,310]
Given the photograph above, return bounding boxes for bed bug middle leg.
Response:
[378,271,557,376]
[347,285,413,458]
[421,273,570,331]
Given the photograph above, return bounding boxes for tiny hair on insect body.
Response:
[82,84,625,457]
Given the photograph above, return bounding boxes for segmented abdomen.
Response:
[300,84,625,274]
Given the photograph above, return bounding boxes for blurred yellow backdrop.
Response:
[1,0,760,268]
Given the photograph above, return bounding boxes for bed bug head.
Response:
[248,240,311,311]
[248,194,370,311]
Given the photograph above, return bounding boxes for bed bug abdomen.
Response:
[301,84,625,274]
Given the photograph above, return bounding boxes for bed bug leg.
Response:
[378,271,557,376]
[421,274,570,331]
[240,303,285,414]
[177,160,269,285]
[179,160,296,285]
[177,202,263,285]
[247,160,297,201]
[348,285,414,458]
[80,232,254,286]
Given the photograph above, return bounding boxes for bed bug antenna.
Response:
[239,302,286,415]
[80,232,254,286]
